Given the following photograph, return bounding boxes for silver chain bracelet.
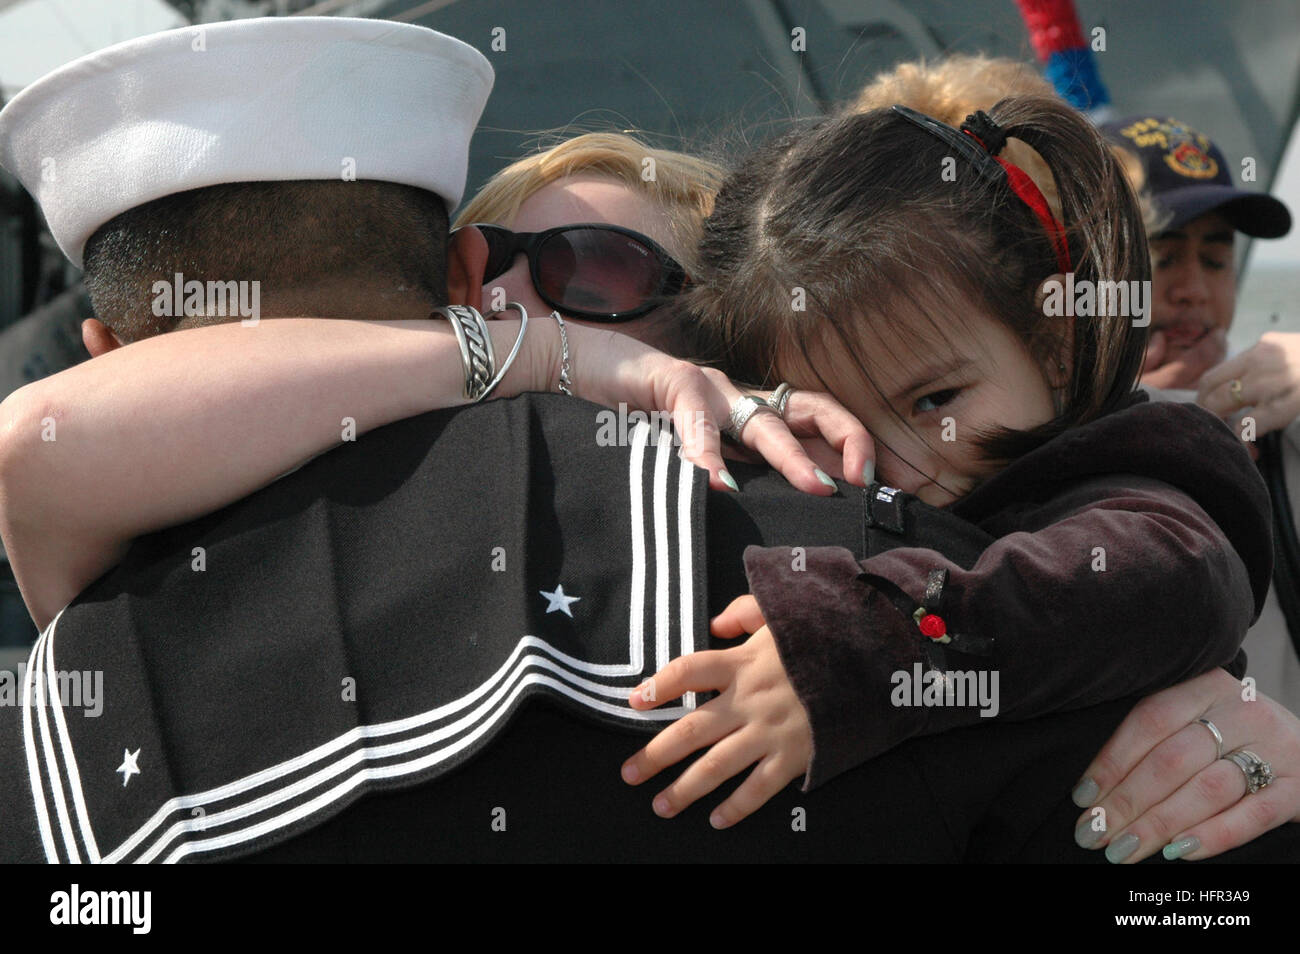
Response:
[552,311,573,396]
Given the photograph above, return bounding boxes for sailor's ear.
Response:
[82,318,124,357]
[446,226,488,312]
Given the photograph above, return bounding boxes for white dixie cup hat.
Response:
[0,16,494,268]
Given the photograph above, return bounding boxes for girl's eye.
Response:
[915,388,960,413]
[1201,255,1229,271]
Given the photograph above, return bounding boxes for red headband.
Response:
[960,113,1072,274]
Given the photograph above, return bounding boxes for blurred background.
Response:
[0,0,1297,659]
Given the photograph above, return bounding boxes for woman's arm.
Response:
[0,316,544,629]
[0,316,871,630]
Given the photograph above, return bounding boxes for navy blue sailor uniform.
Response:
[3,392,1300,863]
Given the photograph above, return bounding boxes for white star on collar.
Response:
[539,584,581,618]
[117,747,141,787]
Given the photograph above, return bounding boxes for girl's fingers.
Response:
[708,754,803,829]
[710,594,766,639]
[622,704,738,788]
[646,730,762,818]
[1163,778,1300,861]
[627,649,735,710]
[1073,719,1231,854]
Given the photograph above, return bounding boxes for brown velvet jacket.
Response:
[743,392,1273,790]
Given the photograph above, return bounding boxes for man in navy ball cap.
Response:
[1103,114,1300,709]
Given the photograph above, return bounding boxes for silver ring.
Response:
[1223,749,1274,795]
[723,395,777,443]
[767,383,794,419]
[1196,718,1224,760]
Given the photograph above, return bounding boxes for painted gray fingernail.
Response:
[1075,819,1105,849]
[720,470,739,493]
[861,459,875,486]
[1072,777,1099,807]
[1163,836,1200,861]
[814,468,837,490]
[1105,832,1140,864]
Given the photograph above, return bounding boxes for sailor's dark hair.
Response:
[82,179,449,341]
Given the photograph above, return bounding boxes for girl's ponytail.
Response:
[985,95,1150,426]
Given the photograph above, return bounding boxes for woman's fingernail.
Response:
[813,468,837,490]
[861,459,875,486]
[653,796,671,817]
[720,470,739,492]
[1075,819,1105,849]
[1163,836,1200,861]
[621,763,639,784]
[709,811,727,829]
[1105,832,1140,864]
[1072,777,1099,807]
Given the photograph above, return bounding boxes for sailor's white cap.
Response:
[0,16,494,267]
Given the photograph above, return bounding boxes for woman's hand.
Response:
[559,321,874,496]
[1071,667,1300,862]
[620,595,811,827]
[1197,331,1300,438]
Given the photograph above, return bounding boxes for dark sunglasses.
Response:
[456,222,688,322]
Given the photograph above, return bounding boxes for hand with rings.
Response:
[1070,667,1300,863]
[1197,331,1300,438]
[558,324,875,495]
[722,381,879,488]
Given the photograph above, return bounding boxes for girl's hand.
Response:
[559,322,874,496]
[620,595,812,828]
[1197,331,1300,438]
[1071,666,1300,862]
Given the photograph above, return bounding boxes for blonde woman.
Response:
[452,132,722,356]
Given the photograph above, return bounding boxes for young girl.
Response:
[622,97,1276,849]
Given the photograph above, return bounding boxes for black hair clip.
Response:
[891,103,1073,273]
[889,104,1004,186]
[960,110,1009,156]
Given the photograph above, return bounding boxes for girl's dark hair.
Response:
[687,95,1150,472]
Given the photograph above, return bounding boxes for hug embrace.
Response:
[0,16,1296,865]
